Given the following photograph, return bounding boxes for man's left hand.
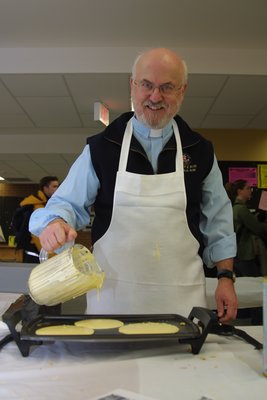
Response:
[215,278,238,323]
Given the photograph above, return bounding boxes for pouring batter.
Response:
[30,48,237,322]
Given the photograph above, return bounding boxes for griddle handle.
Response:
[2,294,61,357]
[188,307,218,327]
[2,295,33,356]
[3,294,61,324]
[2,295,29,326]
[182,307,218,354]
[187,307,263,352]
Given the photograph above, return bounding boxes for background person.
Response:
[230,179,267,276]
[30,48,237,322]
[14,176,59,263]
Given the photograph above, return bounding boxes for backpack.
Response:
[10,204,34,249]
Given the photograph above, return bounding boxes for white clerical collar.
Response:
[149,129,163,138]
[132,116,173,139]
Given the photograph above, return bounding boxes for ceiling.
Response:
[0,0,267,184]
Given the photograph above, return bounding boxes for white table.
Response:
[0,294,266,400]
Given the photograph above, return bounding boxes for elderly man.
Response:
[30,48,237,322]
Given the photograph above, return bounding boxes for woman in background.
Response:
[230,179,267,276]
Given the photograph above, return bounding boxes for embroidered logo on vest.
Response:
[183,153,197,172]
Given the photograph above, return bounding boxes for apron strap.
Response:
[118,118,134,171]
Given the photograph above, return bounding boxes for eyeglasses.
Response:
[133,79,184,96]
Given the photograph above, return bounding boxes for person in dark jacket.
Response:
[231,179,267,276]
[18,176,59,262]
[30,48,237,322]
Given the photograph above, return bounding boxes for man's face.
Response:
[43,180,59,198]
[130,53,187,129]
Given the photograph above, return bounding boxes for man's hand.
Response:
[214,258,238,323]
[39,218,77,253]
[215,278,238,323]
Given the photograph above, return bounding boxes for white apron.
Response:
[89,118,207,316]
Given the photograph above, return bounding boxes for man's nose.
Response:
[149,86,163,102]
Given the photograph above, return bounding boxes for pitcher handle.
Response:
[39,248,49,263]
[39,240,75,264]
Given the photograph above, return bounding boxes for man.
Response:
[30,48,237,322]
[17,176,59,262]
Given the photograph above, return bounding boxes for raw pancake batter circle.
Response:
[119,322,179,334]
[74,318,124,330]
[35,324,94,335]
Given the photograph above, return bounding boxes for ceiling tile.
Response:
[65,73,131,114]
[0,114,34,128]
[16,97,82,127]
[1,74,69,96]
[186,74,228,97]
[0,154,31,161]
[28,154,67,163]
[180,97,215,128]
[0,160,25,178]
[0,81,24,114]
[210,75,267,115]
[61,154,80,165]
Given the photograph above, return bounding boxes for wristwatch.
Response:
[217,269,236,282]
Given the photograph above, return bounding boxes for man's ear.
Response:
[179,83,188,102]
[182,83,188,94]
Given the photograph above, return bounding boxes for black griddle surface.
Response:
[2,297,218,355]
[21,313,201,343]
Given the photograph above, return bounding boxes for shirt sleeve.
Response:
[29,145,100,236]
[200,156,237,268]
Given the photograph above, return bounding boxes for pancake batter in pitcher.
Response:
[30,48,238,323]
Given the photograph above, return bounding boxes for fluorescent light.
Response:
[0,176,5,181]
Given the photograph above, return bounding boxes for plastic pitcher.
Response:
[28,244,105,306]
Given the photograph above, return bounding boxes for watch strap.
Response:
[217,269,236,282]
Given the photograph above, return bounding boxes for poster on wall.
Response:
[228,167,257,187]
[257,164,267,188]
[258,190,267,210]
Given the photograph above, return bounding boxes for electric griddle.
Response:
[0,295,263,357]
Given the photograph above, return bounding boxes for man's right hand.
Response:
[39,218,77,252]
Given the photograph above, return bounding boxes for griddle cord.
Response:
[0,333,13,350]
[209,323,263,350]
